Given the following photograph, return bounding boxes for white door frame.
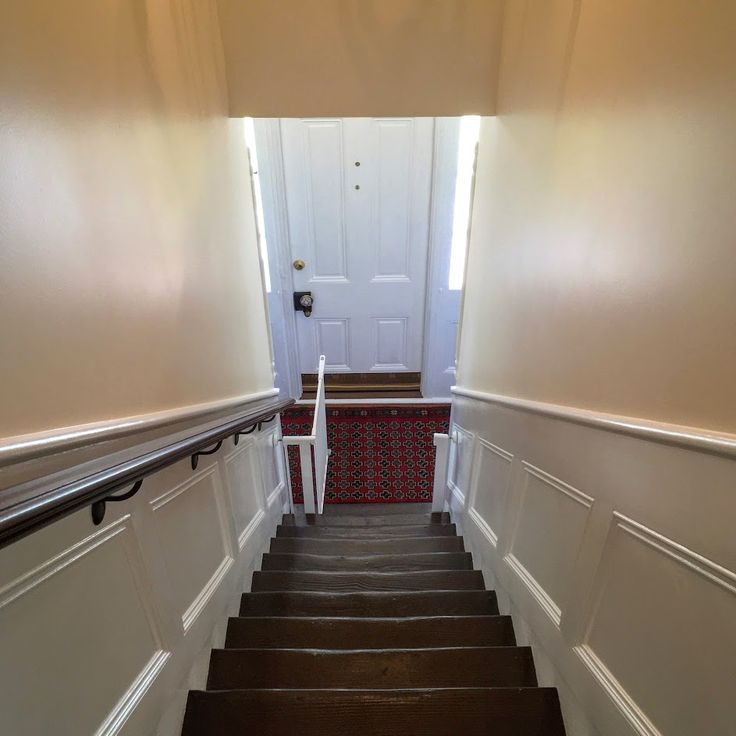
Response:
[255,116,463,397]
[254,119,302,399]
[421,117,463,399]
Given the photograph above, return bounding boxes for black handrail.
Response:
[0,397,294,549]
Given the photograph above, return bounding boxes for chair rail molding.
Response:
[451,385,736,458]
[0,388,281,466]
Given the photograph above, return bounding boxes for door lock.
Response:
[294,291,313,317]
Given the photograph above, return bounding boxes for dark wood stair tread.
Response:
[270,536,465,555]
[182,688,566,736]
[181,499,567,736]
[261,552,473,572]
[281,512,451,527]
[275,524,457,538]
[225,615,516,649]
[207,646,537,689]
[239,590,499,617]
[276,524,457,539]
[251,570,485,592]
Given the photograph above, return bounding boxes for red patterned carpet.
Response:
[282,404,451,503]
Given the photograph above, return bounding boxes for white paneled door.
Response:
[280,118,434,374]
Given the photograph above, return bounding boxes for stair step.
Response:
[270,536,465,555]
[281,512,451,527]
[225,615,516,649]
[207,646,536,689]
[182,688,567,736]
[261,552,473,572]
[324,503,432,516]
[251,570,484,592]
[275,524,457,539]
[239,590,499,617]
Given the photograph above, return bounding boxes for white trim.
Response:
[238,509,266,551]
[0,388,280,466]
[449,483,466,507]
[505,551,563,627]
[0,514,130,609]
[94,649,170,736]
[522,462,594,509]
[181,555,233,632]
[266,482,285,509]
[469,506,498,548]
[451,385,736,458]
[574,645,661,736]
[254,118,302,399]
[421,117,462,399]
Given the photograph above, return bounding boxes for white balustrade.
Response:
[282,355,331,514]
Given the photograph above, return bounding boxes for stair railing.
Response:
[0,397,294,548]
[281,355,331,514]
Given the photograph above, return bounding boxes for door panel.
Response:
[373,318,408,370]
[281,118,434,374]
[315,319,350,371]
[373,119,413,280]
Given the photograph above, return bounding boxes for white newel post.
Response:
[281,355,330,514]
[431,432,450,512]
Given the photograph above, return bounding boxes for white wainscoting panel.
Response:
[447,424,474,506]
[223,440,265,549]
[150,467,233,632]
[0,415,287,736]
[259,423,287,509]
[0,517,166,736]
[576,513,736,736]
[448,390,736,736]
[505,463,594,626]
[468,438,514,547]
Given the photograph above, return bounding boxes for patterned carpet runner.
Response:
[281,404,450,504]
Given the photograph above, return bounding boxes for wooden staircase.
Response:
[181,506,567,735]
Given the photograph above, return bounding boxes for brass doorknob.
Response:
[293,259,305,271]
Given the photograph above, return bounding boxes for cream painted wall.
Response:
[458,0,736,433]
[217,0,503,117]
[0,0,274,440]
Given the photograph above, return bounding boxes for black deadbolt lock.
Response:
[294,291,314,317]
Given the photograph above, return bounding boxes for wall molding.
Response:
[0,388,280,466]
[468,506,498,547]
[574,644,660,736]
[573,512,736,736]
[181,556,233,632]
[95,649,170,736]
[612,512,736,596]
[504,551,563,627]
[522,462,595,510]
[0,514,130,609]
[238,509,266,551]
[451,385,736,458]
[267,482,286,509]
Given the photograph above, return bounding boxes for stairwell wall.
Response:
[0,0,274,445]
[0,3,283,735]
[452,2,736,735]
